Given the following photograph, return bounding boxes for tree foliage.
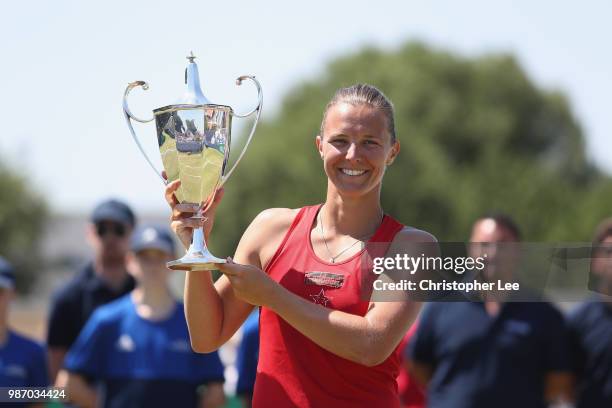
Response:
[209,41,612,256]
[0,159,48,293]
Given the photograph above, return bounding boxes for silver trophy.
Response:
[123,52,262,271]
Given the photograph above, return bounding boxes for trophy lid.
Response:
[176,52,211,105]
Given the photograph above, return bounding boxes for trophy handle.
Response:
[219,75,263,186]
[123,81,166,184]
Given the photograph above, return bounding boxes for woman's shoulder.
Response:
[387,226,438,257]
[394,225,438,244]
[254,207,301,222]
[242,207,303,246]
[242,208,304,267]
[250,207,302,232]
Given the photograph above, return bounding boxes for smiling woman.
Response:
[165,84,436,408]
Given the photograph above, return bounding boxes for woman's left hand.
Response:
[216,259,278,307]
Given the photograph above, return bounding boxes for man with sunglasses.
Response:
[47,199,137,383]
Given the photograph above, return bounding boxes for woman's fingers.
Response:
[171,218,202,230]
[171,205,199,222]
[165,181,225,248]
[216,257,237,275]
[201,188,225,218]
[216,260,272,307]
[164,179,181,207]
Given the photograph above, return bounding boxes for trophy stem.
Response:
[166,227,226,271]
[192,225,205,250]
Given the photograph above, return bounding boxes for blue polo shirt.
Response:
[409,301,571,408]
[236,310,259,396]
[65,295,224,408]
[0,330,48,387]
[568,299,612,408]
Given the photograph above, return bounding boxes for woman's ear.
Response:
[316,135,324,159]
[386,140,400,166]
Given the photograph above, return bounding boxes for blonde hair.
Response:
[320,84,396,143]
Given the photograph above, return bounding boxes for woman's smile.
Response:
[339,168,368,176]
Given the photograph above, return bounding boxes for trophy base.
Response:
[167,253,226,272]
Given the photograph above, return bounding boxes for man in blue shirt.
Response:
[57,225,225,408]
[568,218,612,408]
[0,256,48,408]
[408,214,573,408]
[47,199,137,383]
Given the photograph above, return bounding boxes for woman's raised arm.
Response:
[165,179,294,351]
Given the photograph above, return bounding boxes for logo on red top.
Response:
[304,271,345,288]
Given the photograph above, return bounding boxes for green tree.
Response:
[0,158,48,293]
[209,41,612,256]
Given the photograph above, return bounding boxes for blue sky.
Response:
[1,0,610,214]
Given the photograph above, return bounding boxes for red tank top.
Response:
[252,204,405,408]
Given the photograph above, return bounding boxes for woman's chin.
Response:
[330,181,379,198]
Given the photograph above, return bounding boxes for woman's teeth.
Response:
[340,168,366,176]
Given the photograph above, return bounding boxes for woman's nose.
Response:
[345,143,359,160]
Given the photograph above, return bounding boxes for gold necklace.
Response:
[317,206,383,263]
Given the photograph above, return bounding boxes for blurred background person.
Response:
[235,309,259,408]
[0,256,48,408]
[46,199,137,382]
[57,225,225,408]
[568,218,612,408]
[408,214,573,408]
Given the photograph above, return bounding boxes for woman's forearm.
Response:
[267,284,415,366]
[184,270,224,352]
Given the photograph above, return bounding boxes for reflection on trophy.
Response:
[123,52,263,271]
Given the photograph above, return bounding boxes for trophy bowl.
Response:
[123,53,262,271]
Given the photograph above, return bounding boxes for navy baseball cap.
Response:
[131,225,176,256]
[91,199,136,227]
[0,256,16,290]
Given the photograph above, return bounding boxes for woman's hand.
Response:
[216,258,278,307]
[163,172,225,249]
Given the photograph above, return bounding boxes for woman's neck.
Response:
[322,187,384,238]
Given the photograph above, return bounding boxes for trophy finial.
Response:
[179,52,210,105]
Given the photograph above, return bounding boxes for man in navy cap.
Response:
[58,225,226,408]
[47,199,137,383]
[0,256,49,395]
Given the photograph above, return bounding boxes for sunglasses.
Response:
[96,222,127,238]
